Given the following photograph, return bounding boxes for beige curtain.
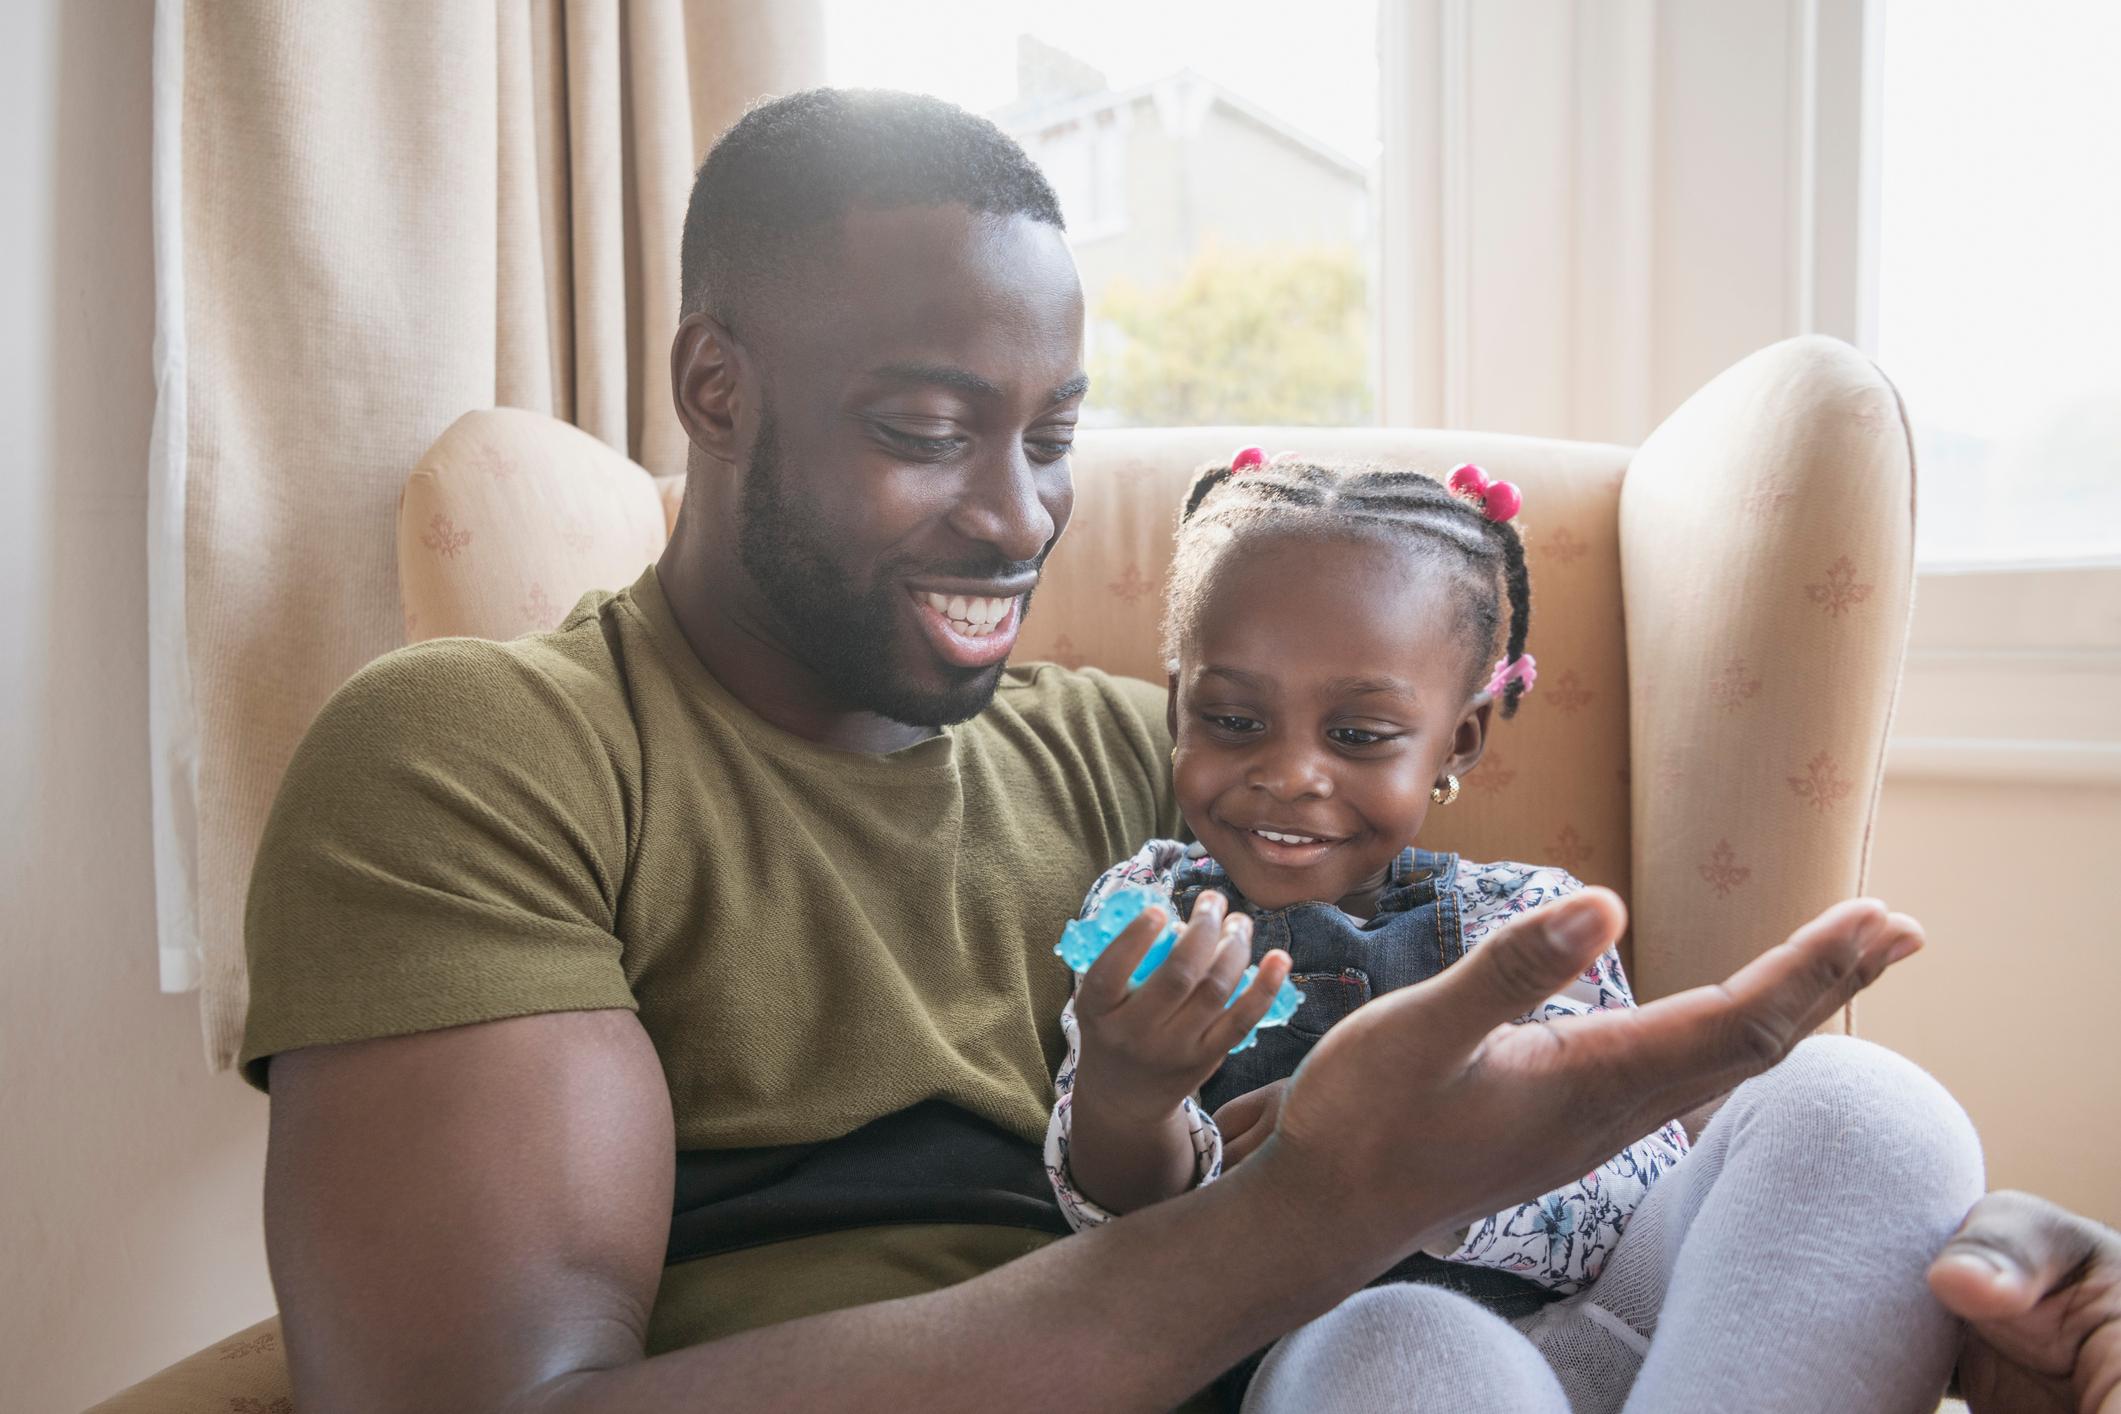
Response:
[150,0,823,1067]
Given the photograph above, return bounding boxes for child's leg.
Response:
[1520,1034,1984,1414]
[1242,1285,1570,1413]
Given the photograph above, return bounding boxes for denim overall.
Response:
[1174,846,1562,1406]
[1185,846,1465,1119]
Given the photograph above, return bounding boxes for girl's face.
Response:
[1168,531,1491,913]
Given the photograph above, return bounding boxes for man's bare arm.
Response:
[267,889,1919,1414]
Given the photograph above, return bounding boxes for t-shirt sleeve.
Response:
[239,639,638,1089]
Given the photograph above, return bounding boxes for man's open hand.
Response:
[1930,1190,2121,1414]
[1248,887,1924,1270]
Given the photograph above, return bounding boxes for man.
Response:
[1933,1192,2121,1413]
[243,89,1938,1412]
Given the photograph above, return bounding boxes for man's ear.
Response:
[1446,699,1493,779]
[670,311,749,463]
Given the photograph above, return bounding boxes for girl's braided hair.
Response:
[1165,458,1534,717]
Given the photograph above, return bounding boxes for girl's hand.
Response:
[1214,1080,1288,1168]
[1072,889,1293,1127]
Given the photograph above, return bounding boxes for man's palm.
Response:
[1260,887,1917,1265]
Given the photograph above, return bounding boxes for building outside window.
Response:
[824,0,1381,428]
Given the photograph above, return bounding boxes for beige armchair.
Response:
[90,334,1915,1411]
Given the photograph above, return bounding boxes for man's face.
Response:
[734,205,1086,728]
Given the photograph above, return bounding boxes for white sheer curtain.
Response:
[149,0,822,1065]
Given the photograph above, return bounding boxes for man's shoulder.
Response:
[344,600,635,727]
[297,599,644,796]
[244,607,645,1090]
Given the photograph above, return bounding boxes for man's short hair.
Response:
[680,88,1067,334]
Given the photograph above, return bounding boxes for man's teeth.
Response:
[918,591,1013,637]
[1254,829,1322,845]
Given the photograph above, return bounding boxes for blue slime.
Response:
[1056,884,1305,1054]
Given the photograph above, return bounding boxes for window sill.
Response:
[1887,562,2121,784]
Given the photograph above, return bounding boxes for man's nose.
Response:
[949,445,1058,564]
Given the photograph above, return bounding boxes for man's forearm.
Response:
[523,1157,1398,1414]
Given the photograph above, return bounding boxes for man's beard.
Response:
[736,410,1041,729]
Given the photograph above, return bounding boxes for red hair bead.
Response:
[1447,463,1490,497]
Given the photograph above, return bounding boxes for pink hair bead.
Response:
[1482,481,1523,523]
[1447,463,1490,497]
[1230,445,1266,471]
[1486,652,1537,698]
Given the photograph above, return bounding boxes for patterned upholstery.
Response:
[85,1318,288,1413]
[97,335,1914,1410]
[395,407,668,645]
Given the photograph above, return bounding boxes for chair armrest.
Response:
[398,407,667,644]
[1619,335,1915,1010]
[84,1318,289,1413]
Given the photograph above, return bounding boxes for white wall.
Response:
[1865,778,2121,1225]
[0,4,275,1409]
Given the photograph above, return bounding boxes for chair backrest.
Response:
[397,407,667,644]
[400,338,1915,1005]
[400,420,1638,917]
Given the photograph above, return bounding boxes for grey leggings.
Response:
[1241,1037,1985,1413]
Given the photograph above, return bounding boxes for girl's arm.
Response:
[1046,989,1224,1226]
[1042,847,1292,1218]
[1045,842,1209,1221]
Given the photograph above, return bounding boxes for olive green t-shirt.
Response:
[242,565,1178,1349]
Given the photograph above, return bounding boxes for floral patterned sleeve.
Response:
[1043,841,1225,1230]
[1436,860,1694,1294]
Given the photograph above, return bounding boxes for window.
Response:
[823,0,1381,427]
[1020,111,1129,242]
[1875,0,2121,565]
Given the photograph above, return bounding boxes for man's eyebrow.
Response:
[864,365,1090,407]
[869,364,1006,399]
[1048,373,1091,406]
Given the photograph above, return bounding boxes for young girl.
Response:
[1042,452,1981,1413]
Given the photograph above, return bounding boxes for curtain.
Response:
[149,0,823,1067]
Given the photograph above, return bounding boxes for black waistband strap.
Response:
[666,1100,1071,1265]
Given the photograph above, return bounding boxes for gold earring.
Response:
[1431,775,1461,806]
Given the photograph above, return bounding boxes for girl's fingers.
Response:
[1210,1081,1279,1134]
[1199,916,1252,998]
[1224,1114,1273,1168]
[1201,948,1292,1054]
[1216,1079,1290,1168]
[1077,903,1173,1014]
[1132,890,1229,1012]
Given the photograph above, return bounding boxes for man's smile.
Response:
[905,583,1027,667]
